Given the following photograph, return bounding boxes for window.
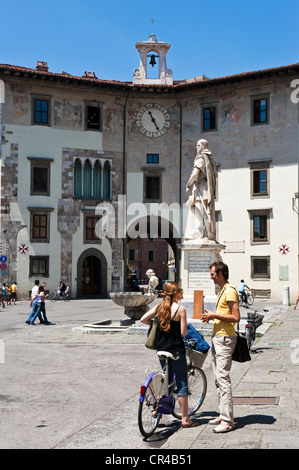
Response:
[28,207,53,243]
[249,159,271,198]
[251,95,269,125]
[28,157,53,196]
[148,250,154,262]
[253,169,267,195]
[85,216,100,241]
[31,95,51,126]
[29,256,49,277]
[145,176,160,201]
[32,167,48,193]
[73,158,111,199]
[74,159,82,197]
[32,214,47,239]
[147,154,159,164]
[248,208,271,244]
[202,106,216,131]
[142,167,164,202]
[129,248,135,261]
[83,160,92,198]
[251,256,270,279]
[34,99,48,124]
[103,161,111,199]
[253,215,267,240]
[83,213,102,244]
[85,102,103,131]
[87,106,100,130]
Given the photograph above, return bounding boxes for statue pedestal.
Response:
[179,238,225,319]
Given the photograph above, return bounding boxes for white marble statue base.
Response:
[179,238,225,318]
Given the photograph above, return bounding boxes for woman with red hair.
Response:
[141,282,197,428]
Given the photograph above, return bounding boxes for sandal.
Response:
[181,420,198,428]
[213,423,234,433]
[209,417,221,425]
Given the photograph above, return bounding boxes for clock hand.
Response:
[148,111,159,130]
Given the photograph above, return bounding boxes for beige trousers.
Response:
[211,334,237,427]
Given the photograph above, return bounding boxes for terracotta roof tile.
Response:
[1,61,299,89]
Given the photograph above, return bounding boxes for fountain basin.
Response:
[110,292,157,323]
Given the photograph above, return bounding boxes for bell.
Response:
[149,54,157,67]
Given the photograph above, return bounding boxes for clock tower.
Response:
[133,34,173,86]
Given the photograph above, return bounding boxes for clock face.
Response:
[136,103,171,137]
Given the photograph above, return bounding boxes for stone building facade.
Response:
[0,36,298,300]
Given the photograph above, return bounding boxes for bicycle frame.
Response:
[139,371,156,403]
[245,310,264,349]
[139,360,176,414]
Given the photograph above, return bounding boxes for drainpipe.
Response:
[175,93,182,282]
[122,92,129,290]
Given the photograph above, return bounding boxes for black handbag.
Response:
[232,325,251,362]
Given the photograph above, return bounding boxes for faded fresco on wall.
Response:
[13,95,28,117]
[222,103,242,126]
[54,100,82,128]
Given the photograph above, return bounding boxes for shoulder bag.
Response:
[145,307,159,350]
[232,324,251,362]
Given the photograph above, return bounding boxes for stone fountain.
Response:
[110,291,157,325]
[72,273,158,334]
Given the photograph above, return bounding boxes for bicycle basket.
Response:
[185,347,207,369]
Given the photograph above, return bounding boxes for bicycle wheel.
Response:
[63,294,71,302]
[49,293,58,302]
[172,367,207,419]
[238,294,243,307]
[138,372,164,437]
[247,294,254,305]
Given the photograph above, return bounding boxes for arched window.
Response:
[83,160,92,198]
[103,161,111,199]
[93,160,102,198]
[73,158,111,199]
[74,159,82,197]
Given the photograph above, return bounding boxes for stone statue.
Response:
[186,139,217,241]
[145,269,159,292]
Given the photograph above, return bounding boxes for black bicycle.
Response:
[245,309,267,350]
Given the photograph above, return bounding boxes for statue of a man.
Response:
[186,139,217,240]
[145,269,159,292]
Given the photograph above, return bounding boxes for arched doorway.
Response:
[82,256,101,295]
[126,215,180,285]
[77,248,108,297]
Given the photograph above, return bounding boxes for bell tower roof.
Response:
[133,35,173,86]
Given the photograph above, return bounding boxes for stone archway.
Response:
[126,215,180,282]
[77,248,108,298]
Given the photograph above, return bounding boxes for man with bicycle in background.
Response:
[238,279,250,305]
[57,281,66,297]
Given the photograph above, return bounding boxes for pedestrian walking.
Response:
[10,281,18,305]
[201,261,240,433]
[25,285,45,325]
[1,283,7,308]
[40,282,51,324]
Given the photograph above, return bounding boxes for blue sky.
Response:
[1,0,299,82]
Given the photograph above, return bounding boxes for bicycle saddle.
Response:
[157,351,176,360]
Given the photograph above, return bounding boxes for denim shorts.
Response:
[159,352,188,397]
